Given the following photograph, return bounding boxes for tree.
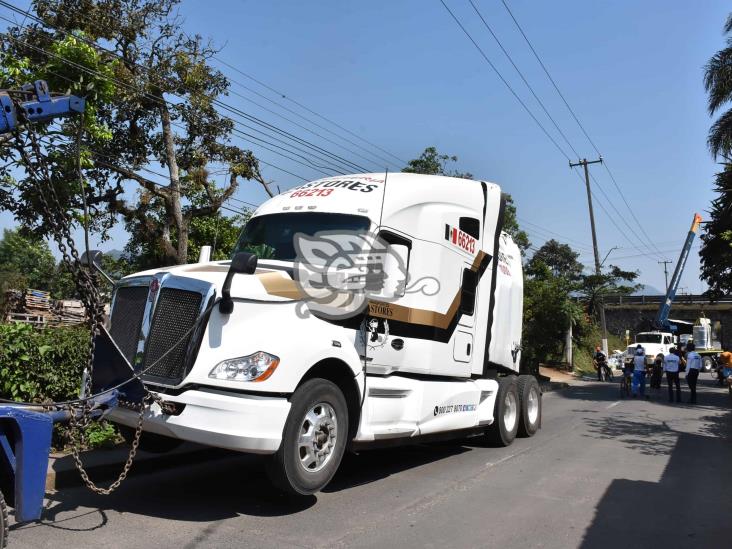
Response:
[125,198,249,269]
[701,15,732,296]
[402,146,473,179]
[503,195,530,255]
[527,239,583,280]
[0,229,56,291]
[521,242,588,369]
[700,168,732,297]
[0,0,270,266]
[577,265,640,318]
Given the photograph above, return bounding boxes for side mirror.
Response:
[378,244,408,299]
[219,252,258,314]
[80,250,116,285]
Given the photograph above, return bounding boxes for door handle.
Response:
[467,343,471,355]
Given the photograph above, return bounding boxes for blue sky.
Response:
[2,0,729,293]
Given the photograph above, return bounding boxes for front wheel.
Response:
[266,378,348,495]
[486,376,520,446]
[702,356,715,372]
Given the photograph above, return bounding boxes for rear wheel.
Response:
[266,378,348,495]
[516,375,541,437]
[486,376,519,446]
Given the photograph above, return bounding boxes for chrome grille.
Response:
[142,288,203,383]
[109,286,148,364]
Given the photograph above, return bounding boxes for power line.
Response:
[439,1,655,263]
[213,56,407,167]
[438,0,573,161]
[468,0,579,158]
[0,24,339,178]
[0,4,374,177]
[498,0,667,260]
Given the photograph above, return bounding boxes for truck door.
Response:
[453,264,477,365]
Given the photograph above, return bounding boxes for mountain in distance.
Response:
[631,284,664,296]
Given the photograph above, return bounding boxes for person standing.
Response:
[685,342,702,404]
[593,346,607,381]
[632,345,647,398]
[664,347,682,403]
[651,353,664,389]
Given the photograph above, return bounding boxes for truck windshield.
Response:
[233,212,371,261]
[635,333,662,344]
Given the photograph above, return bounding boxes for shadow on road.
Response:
[30,440,471,528]
[558,378,732,548]
[579,423,732,548]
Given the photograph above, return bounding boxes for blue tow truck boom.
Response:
[653,213,703,332]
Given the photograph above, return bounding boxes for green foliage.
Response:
[521,260,585,369]
[700,160,732,298]
[0,322,117,449]
[527,239,583,280]
[84,420,120,449]
[402,146,473,179]
[701,14,732,296]
[0,0,268,266]
[0,322,87,402]
[503,195,530,255]
[576,265,640,318]
[0,229,56,290]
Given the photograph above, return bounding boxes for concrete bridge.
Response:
[603,294,732,349]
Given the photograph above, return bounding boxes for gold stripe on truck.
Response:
[257,271,304,299]
[259,250,490,329]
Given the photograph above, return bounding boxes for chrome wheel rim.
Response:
[504,391,518,432]
[527,387,540,424]
[298,402,338,473]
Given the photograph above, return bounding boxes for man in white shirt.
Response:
[685,342,702,404]
[663,348,682,403]
[632,345,648,398]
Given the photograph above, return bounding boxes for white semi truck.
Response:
[104,173,539,495]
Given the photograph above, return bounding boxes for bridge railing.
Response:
[602,294,732,305]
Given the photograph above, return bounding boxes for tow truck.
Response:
[624,213,702,368]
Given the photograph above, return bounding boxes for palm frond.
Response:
[708,108,732,158]
[704,47,732,114]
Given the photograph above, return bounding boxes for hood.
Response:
[120,261,303,302]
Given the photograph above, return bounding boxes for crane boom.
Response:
[654,213,703,330]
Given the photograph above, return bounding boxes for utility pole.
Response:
[569,157,608,355]
[658,260,671,294]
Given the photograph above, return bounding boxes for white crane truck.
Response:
[104,173,539,495]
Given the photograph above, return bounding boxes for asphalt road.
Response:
[10,376,732,549]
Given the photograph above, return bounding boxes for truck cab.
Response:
[625,331,674,366]
[103,173,540,494]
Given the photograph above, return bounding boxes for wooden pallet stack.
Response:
[3,289,87,326]
[51,299,86,326]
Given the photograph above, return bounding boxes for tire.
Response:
[266,378,348,495]
[119,426,183,454]
[0,489,7,548]
[486,376,520,446]
[516,375,541,438]
[702,356,715,372]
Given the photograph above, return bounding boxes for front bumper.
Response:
[108,388,291,454]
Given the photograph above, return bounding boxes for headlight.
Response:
[208,352,280,382]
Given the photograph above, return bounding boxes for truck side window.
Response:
[459,217,480,239]
[460,268,477,316]
[377,231,412,269]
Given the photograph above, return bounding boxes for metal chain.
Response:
[10,105,155,494]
